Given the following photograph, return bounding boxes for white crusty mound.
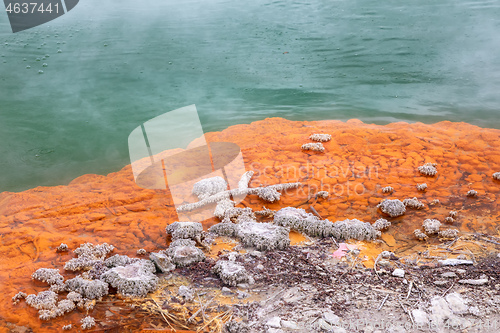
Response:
[301,142,325,152]
[423,219,441,234]
[377,199,406,217]
[192,176,228,201]
[309,133,332,142]
[418,163,437,176]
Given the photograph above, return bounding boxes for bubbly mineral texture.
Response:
[64,243,114,271]
[423,219,442,234]
[309,133,332,142]
[430,199,440,205]
[467,190,478,197]
[315,191,329,199]
[330,219,381,241]
[56,243,68,252]
[414,229,428,241]
[223,321,250,333]
[381,186,394,194]
[254,186,281,202]
[418,163,437,176]
[210,221,290,251]
[438,229,459,239]
[416,183,428,191]
[32,268,64,286]
[377,199,406,217]
[373,218,391,231]
[66,291,85,308]
[274,207,330,236]
[149,251,175,273]
[177,171,301,213]
[254,206,275,218]
[192,176,228,201]
[301,142,325,152]
[64,276,109,300]
[214,199,236,219]
[209,222,238,238]
[12,292,27,305]
[221,207,256,224]
[25,290,58,310]
[165,239,205,267]
[213,260,254,286]
[403,197,425,210]
[236,222,290,251]
[493,172,500,180]
[100,260,158,297]
[178,285,194,302]
[273,207,380,240]
[104,254,139,268]
[81,316,96,330]
[39,299,75,320]
[166,221,203,241]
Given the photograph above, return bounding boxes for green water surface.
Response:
[0,0,499,191]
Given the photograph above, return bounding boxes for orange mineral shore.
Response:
[1,117,500,332]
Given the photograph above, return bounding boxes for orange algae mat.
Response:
[1,117,500,331]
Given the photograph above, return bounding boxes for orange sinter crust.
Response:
[1,118,500,331]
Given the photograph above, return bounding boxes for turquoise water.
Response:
[1,0,499,192]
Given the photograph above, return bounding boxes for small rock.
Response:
[446,293,468,314]
[178,286,194,302]
[441,272,457,278]
[316,318,332,331]
[412,309,428,327]
[438,259,474,266]
[323,310,340,325]
[392,269,405,278]
[468,305,482,316]
[266,316,281,328]
[333,328,347,333]
[149,252,175,273]
[222,287,232,295]
[281,320,300,330]
[237,291,249,299]
[267,329,284,333]
[456,269,467,274]
[256,264,264,270]
[434,280,449,286]
[458,277,488,286]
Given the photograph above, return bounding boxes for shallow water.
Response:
[1,0,500,191]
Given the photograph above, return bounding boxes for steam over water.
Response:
[1,0,499,191]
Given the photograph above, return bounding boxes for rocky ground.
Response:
[147,235,500,333]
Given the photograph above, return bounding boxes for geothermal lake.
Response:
[1,1,500,332]
[1,0,500,192]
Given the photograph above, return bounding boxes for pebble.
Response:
[438,259,474,266]
[237,291,249,299]
[441,272,457,278]
[281,320,300,330]
[412,309,428,326]
[323,310,340,325]
[266,316,281,328]
[221,287,232,295]
[392,268,405,278]
[256,264,264,270]
[434,280,449,286]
